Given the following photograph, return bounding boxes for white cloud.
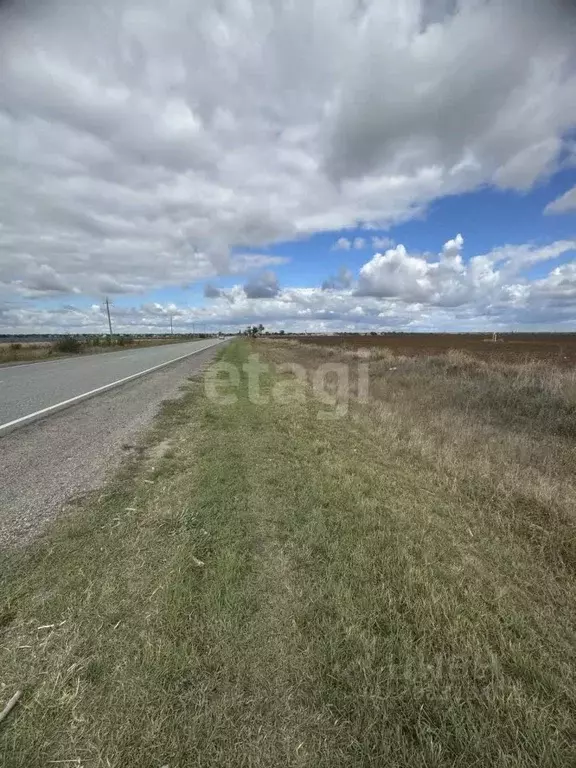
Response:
[18,264,78,296]
[331,236,367,251]
[357,234,576,308]
[332,237,352,251]
[0,0,574,314]
[358,235,468,304]
[4,235,576,334]
[372,236,394,251]
[532,263,576,300]
[325,1,576,186]
[544,185,576,214]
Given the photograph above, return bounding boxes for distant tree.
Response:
[116,335,135,347]
[279,329,285,335]
[244,324,266,337]
[55,336,82,354]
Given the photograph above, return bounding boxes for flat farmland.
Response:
[297,332,576,365]
[2,339,576,767]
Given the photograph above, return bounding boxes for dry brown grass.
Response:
[0,342,54,364]
[1,340,575,766]
[270,340,576,575]
[0,337,203,365]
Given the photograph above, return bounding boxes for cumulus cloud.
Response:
[243,271,280,299]
[545,185,576,214]
[325,1,576,186]
[332,237,352,251]
[204,283,224,299]
[372,236,394,251]
[0,0,575,315]
[322,266,353,291]
[332,237,368,251]
[4,235,576,335]
[357,234,576,308]
[18,264,77,296]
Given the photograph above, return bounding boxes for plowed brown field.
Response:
[296,333,576,365]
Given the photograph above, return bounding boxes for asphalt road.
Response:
[0,340,225,547]
[0,338,223,430]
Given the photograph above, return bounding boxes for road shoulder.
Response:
[0,345,220,547]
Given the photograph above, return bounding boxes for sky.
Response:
[1,0,576,335]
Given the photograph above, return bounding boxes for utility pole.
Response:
[104,296,113,342]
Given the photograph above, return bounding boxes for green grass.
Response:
[1,339,575,766]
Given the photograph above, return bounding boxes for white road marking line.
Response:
[0,340,225,437]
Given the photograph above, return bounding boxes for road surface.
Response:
[0,338,223,432]
[0,340,226,547]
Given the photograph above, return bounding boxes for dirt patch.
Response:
[146,438,174,462]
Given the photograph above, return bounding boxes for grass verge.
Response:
[1,339,575,766]
[0,337,212,366]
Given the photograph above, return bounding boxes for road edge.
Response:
[0,339,226,439]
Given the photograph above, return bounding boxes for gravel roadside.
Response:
[0,344,221,547]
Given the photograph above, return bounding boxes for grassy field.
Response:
[1,339,575,766]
